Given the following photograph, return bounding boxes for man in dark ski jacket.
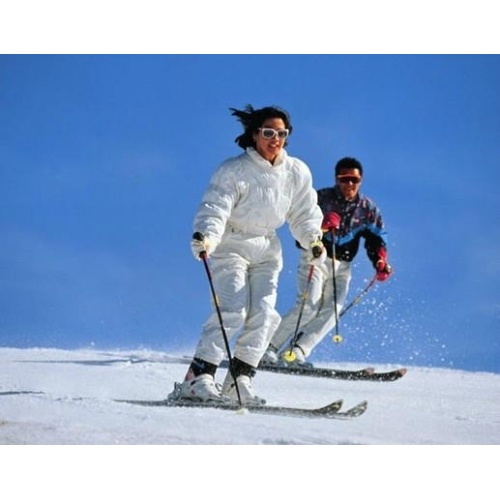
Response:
[261,156,393,365]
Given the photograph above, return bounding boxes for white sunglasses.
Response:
[258,128,289,140]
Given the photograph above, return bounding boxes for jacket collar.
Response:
[246,147,287,168]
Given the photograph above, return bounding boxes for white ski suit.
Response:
[192,147,323,368]
[268,252,351,357]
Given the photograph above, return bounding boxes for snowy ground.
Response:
[1,347,499,445]
[1,347,499,496]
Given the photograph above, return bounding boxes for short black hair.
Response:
[335,157,363,176]
[230,104,293,150]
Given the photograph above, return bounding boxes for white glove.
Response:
[191,233,211,260]
[309,239,326,265]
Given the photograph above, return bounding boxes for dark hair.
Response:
[335,157,363,176]
[230,105,293,150]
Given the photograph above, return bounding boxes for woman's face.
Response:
[253,117,288,164]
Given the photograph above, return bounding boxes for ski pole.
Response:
[283,263,315,362]
[193,232,242,407]
[339,274,377,319]
[331,230,343,344]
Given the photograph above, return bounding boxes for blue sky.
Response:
[1,55,499,373]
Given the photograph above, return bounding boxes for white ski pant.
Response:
[269,251,352,358]
[193,228,283,368]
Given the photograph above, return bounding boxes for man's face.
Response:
[336,168,362,201]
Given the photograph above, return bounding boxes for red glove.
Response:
[375,248,393,282]
[322,212,341,232]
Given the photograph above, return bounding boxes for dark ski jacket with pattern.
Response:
[313,186,388,267]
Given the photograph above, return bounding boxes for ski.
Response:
[255,361,407,382]
[106,353,406,382]
[116,397,367,419]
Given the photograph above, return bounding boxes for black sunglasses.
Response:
[337,176,362,184]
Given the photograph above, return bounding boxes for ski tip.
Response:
[367,367,408,382]
[347,400,368,417]
[316,399,343,413]
[325,400,368,419]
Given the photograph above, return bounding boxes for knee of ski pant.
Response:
[267,308,281,331]
[301,303,319,324]
[217,308,247,330]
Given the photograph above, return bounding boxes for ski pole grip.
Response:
[192,232,207,259]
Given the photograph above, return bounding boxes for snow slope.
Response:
[2,347,498,498]
[1,347,499,445]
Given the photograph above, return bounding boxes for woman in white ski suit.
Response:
[178,105,324,405]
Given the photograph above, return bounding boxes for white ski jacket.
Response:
[193,147,323,250]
